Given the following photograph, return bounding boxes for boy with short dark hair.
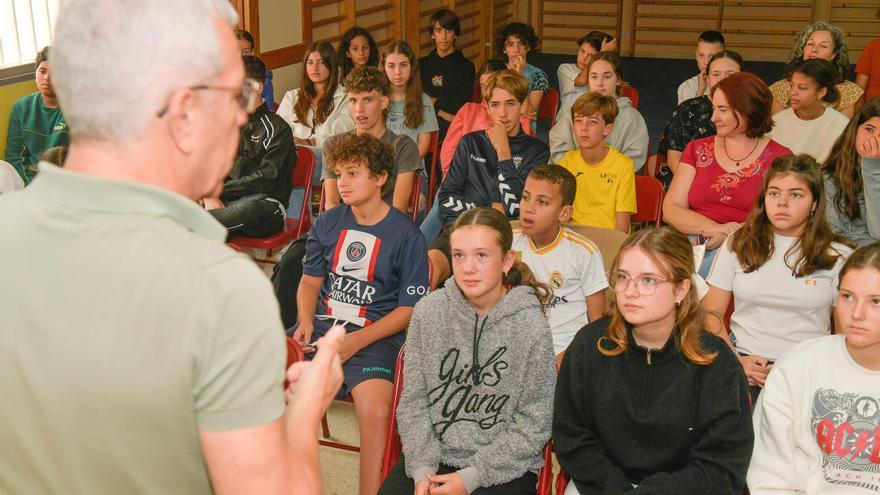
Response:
[234,28,275,109]
[428,69,549,287]
[677,30,725,104]
[418,9,475,139]
[322,66,422,213]
[514,164,607,362]
[558,92,636,233]
[294,132,429,495]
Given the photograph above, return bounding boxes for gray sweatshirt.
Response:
[549,95,648,170]
[824,157,880,246]
[397,280,556,493]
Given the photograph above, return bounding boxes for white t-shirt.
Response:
[749,335,880,494]
[512,227,608,354]
[677,74,708,104]
[707,234,851,360]
[768,107,850,164]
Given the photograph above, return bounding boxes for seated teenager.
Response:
[496,22,549,128]
[322,66,423,213]
[769,59,850,163]
[770,22,863,119]
[702,155,853,403]
[380,207,556,495]
[558,92,636,233]
[554,226,753,495]
[659,50,743,174]
[823,97,880,246]
[428,70,550,288]
[235,29,274,110]
[677,31,725,104]
[418,9,475,140]
[5,46,68,185]
[549,52,649,170]
[294,132,429,495]
[557,31,617,108]
[513,165,607,362]
[748,243,880,494]
[277,41,343,148]
[663,72,793,277]
[382,40,439,158]
[420,59,533,243]
[205,56,295,239]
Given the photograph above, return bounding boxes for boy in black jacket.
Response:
[428,70,550,287]
[206,55,296,239]
[418,9,475,140]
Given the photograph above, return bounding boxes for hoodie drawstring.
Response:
[471,314,489,383]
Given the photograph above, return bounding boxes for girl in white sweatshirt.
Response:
[748,242,880,494]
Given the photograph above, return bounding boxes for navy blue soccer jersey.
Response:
[303,205,429,341]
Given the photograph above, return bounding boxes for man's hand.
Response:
[485,122,511,161]
[285,325,345,422]
[337,331,362,364]
[414,479,432,495]
[426,472,467,495]
[695,70,709,96]
[738,354,771,388]
[202,197,224,210]
[859,135,880,159]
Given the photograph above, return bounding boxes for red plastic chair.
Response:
[229,146,316,262]
[632,175,665,227]
[556,469,571,493]
[536,88,560,128]
[379,347,554,494]
[622,84,639,109]
[471,79,482,103]
[283,336,305,390]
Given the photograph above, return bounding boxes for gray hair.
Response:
[783,21,850,81]
[52,0,239,143]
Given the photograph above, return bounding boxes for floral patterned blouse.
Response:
[769,79,863,111]
[681,136,793,224]
[658,95,714,154]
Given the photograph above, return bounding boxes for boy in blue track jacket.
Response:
[428,70,550,287]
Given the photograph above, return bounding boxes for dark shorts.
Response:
[429,227,452,268]
[289,321,401,400]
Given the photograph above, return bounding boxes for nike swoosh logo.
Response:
[340,265,359,272]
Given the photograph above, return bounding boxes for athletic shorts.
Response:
[289,320,402,399]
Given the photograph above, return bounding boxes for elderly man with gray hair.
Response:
[0,1,340,493]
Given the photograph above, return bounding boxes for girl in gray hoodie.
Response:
[379,207,557,495]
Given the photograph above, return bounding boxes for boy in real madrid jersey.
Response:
[512,165,608,362]
[293,133,429,494]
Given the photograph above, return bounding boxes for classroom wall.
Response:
[0,79,35,158]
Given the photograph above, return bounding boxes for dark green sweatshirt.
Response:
[553,317,753,494]
[5,91,69,184]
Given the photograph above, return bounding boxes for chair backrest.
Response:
[283,337,305,391]
[470,79,482,103]
[408,174,422,222]
[289,146,316,234]
[426,131,441,211]
[380,346,407,482]
[621,84,639,109]
[562,224,627,273]
[632,175,665,227]
[536,88,560,128]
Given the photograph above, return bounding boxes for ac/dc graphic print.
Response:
[811,388,880,491]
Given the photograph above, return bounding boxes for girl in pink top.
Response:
[663,72,792,276]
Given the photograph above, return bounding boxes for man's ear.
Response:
[166,89,200,155]
[374,170,389,188]
[381,95,390,110]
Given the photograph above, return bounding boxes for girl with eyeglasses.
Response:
[553,226,753,494]
[701,155,853,403]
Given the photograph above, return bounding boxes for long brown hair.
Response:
[730,155,853,276]
[451,208,553,310]
[295,41,339,127]
[823,97,880,220]
[598,227,717,365]
[380,40,425,129]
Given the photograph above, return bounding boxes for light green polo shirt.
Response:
[0,163,286,493]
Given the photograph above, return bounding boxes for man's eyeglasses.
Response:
[156,78,261,117]
[607,271,671,296]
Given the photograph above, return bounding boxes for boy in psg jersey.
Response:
[428,69,550,288]
[293,132,429,495]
